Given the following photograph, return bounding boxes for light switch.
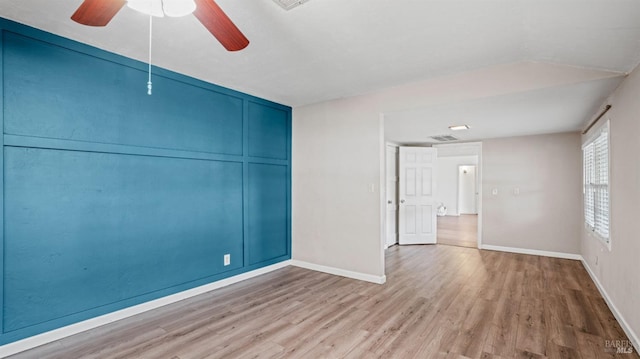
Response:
[492,188,498,195]
[513,188,520,195]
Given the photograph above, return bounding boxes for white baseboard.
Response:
[480,244,582,260]
[0,260,291,358]
[581,259,640,353]
[290,260,386,284]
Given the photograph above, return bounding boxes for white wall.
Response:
[482,132,582,254]
[581,63,640,349]
[292,99,384,277]
[436,155,478,215]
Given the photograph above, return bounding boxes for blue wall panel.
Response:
[248,102,288,160]
[248,163,289,265]
[4,147,244,332]
[3,32,244,156]
[0,19,291,345]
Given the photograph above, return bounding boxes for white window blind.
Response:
[583,123,609,243]
[583,142,595,228]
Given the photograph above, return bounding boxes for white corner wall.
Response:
[482,132,582,255]
[581,64,640,349]
[292,100,384,277]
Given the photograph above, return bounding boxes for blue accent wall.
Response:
[0,18,291,344]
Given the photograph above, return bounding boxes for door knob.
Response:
[388,200,392,204]
[400,199,405,203]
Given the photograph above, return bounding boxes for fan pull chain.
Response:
[147,13,153,95]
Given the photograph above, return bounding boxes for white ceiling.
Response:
[384,74,623,143]
[1,0,640,141]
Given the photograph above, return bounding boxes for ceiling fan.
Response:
[71,0,249,51]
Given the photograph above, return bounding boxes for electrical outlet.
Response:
[224,254,230,266]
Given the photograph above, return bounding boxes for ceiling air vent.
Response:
[272,0,310,10]
[430,135,459,142]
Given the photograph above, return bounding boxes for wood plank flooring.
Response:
[437,214,478,248]
[9,245,638,359]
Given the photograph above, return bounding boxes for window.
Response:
[583,121,610,246]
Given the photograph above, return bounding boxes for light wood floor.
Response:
[10,245,637,359]
[437,214,478,248]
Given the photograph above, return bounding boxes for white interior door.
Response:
[386,145,399,247]
[399,147,437,245]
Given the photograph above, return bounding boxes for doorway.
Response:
[458,165,477,215]
[383,142,482,253]
[432,143,481,249]
[436,164,479,247]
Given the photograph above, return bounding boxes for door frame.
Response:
[385,143,399,248]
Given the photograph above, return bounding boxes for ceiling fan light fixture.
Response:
[127,0,196,17]
[127,0,164,17]
[163,0,197,17]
